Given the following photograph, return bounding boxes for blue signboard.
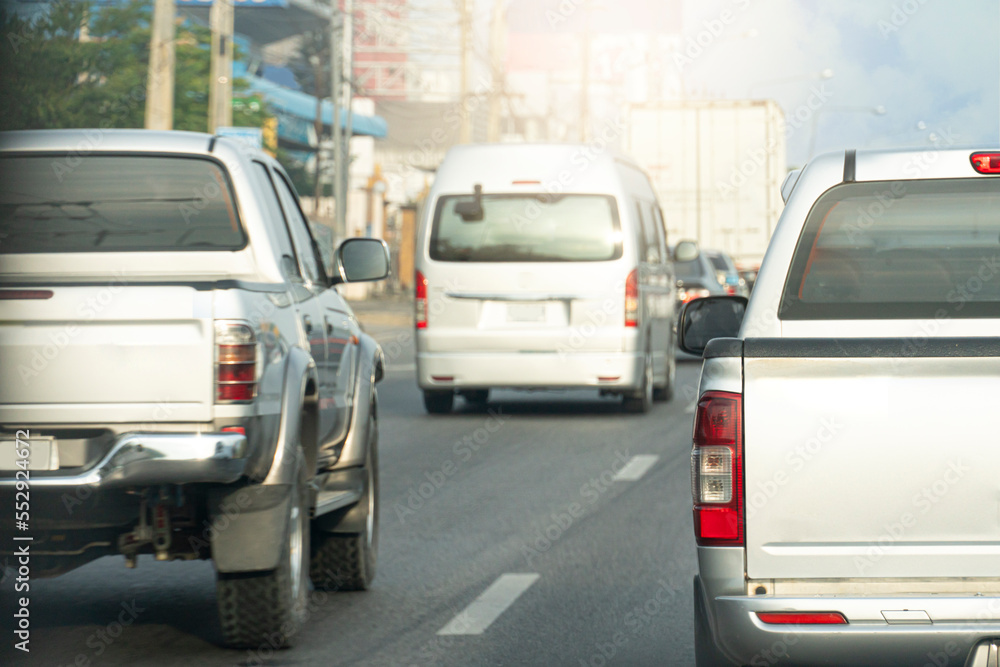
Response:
[217,126,264,149]
[175,0,289,7]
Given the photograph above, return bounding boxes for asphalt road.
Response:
[2,320,705,667]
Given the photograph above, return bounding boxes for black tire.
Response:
[311,411,378,591]
[423,389,454,414]
[694,575,734,667]
[654,344,677,402]
[622,352,653,414]
[217,449,310,649]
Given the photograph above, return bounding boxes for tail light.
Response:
[691,391,743,546]
[625,268,639,327]
[970,152,1000,174]
[415,270,428,329]
[678,287,711,304]
[757,612,847,625]
[215,322,259,403]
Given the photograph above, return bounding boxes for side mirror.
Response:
[673,240,700,263]
[677,296,747,357]
[454,184,484,222]
[335,238,390,283]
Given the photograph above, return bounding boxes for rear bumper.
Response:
[701,582,1000,666]
[0,431,248,489]
[416,351,643,390]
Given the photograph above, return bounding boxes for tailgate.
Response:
[0,286,214,424]
[744,339,1000,579]
[424,262,628,353]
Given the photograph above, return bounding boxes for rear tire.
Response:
[653,344,676,402]
[460,389,489,408]
[217,449,309,649]
[311,411,379,591]
[622,352,653,414]
[423,390,454,414]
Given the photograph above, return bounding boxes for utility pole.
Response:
[579,0,592,142]
[336,0,354,238]
[331,2,345,240]
[208,0,234,133]
[487,0,505,142]
[145,0,175,130]
[459,0,472,143]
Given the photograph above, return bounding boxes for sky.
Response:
[678,0,1000,165]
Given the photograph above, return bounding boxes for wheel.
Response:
[694,576,734,666]
[622,351,653,414]
[423,389,454,414]
[460,389,489,408]
[653,342,676,402]
[311,410,379,591]
[217,448,310,649]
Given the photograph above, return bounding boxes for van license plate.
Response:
[507,303,546,323]
[0,438,58,471]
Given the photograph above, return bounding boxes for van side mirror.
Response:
[335,238,390,284]
[454,184,484,222]
[673,240,700,262]
[677,296,747,356]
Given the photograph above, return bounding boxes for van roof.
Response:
[432,143,645,196]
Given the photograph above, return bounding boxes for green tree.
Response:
[0,0,265,132]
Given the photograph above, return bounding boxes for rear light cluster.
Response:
[691,391,744,546]
[415,270,428,330]
[971,152,1000,174]
[678,287,711,304]
[625,269,639,327]
[215,322,259,403]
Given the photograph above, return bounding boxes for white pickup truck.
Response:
[680,148,1000,666]
[0,129,390,648]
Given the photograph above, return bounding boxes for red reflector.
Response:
[221,426,246,435]
[757,612,847,625]
[431,376,454,382]
[625,268,639,327]
[218,384,255,402]
[512,180,542,185]
[218,364,256,383]
[971,152,1000,174]
[598,376,621,382]
[0,290,54,300]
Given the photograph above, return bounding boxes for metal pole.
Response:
[487,0,505,142]
[580,0,592,142]
[459,0,472,143]
[338,0,354,236]
[208,0,234,133]
[145,0,175,130]
[331,3,345,240]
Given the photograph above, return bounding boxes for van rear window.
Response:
[780,178,1000,319]
[430,194,622,262]
[0,155,245,253]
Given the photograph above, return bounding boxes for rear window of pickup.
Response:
[780,178,1000,319]
[0,154,246,253]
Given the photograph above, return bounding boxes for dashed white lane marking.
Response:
[613,454,660,482]
[386,363,417,372]
[685,401,697,414]
[437,573,541,636]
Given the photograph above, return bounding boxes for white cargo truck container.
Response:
[624,100,786,266]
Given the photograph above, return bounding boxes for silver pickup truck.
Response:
[0,129,389,648]
[680,148,1000,666]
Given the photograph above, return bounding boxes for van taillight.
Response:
[215,322,258,403]
[415,270,428,329]
[691,391,743,546]
[625,269,639,327]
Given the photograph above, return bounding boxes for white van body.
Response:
[414,144,677,414]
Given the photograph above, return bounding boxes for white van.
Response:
[414,143,679,414]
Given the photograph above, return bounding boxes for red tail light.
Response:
[215,322,258,404]
[691,391,743,546]
[0,290,54,300]
[625,268,639,327]
[970,152,1000,174]
[415,270,428,329]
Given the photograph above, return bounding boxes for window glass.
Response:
[272,171,323,284]
[253,162,300,280]
[431,194,622,262]
[0,155,244,253]
[781,178,1000,319]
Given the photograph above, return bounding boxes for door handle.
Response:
[302,315,313,334]
[326,319,334,335]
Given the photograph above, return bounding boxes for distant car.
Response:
[704,249,750,297]
[672,247,727,310]
[414,144,680,414]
